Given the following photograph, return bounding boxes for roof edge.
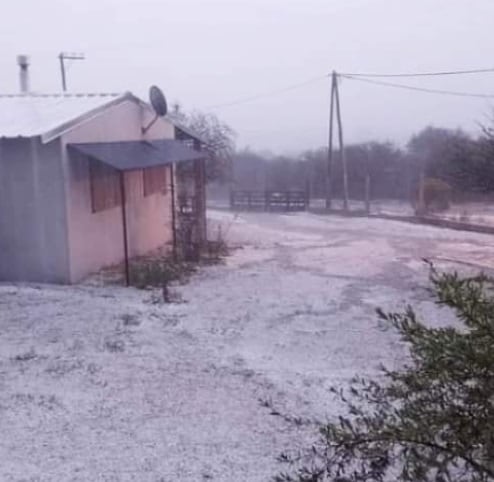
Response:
[41,92,145,144]
[167,114,208,145]
[68,139,204,171]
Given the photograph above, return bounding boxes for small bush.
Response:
[130,228,230,290]
[203,239,229,263]
[129,258,196,290]
[128,226,230,297]
[416,177,452,214]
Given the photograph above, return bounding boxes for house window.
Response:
[89,159,122,213]
[143,165,167,197]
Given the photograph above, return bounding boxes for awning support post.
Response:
[119,171,130,286]
[170,163,178,261]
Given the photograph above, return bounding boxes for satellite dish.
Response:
[142,86,168,134]
[149,85,167,117]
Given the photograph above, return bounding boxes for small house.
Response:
[0,91,207,283]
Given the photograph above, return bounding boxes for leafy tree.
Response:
[407,127,471,190]
[276,266,494,482]
[231,123,494,201]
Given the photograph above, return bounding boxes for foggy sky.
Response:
[2,0,494,154]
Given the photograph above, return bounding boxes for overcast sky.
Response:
[1,0,494,153]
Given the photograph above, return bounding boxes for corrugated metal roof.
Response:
[0,92,137,142]
[68,140,203,171]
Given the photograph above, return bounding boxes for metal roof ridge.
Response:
[0,92,125,99]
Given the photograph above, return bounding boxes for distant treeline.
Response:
[231,126,494,201]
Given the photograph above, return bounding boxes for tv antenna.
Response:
[142,85,168,134]
[58,52,85,92]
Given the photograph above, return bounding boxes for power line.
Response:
[340,67,494,78]
[340,74,494,99]
[203,67,494,111]
[205,74,328,110]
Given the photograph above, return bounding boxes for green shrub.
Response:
[129,258,196,290]
[129,227,229,291]
[275,266,494,482]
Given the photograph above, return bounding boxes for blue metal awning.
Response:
[68,139,203,171]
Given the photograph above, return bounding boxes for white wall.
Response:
[61,100,176,282]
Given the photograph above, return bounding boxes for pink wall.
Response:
[61,100,175,282]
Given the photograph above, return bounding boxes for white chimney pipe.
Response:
[17,55,30,93]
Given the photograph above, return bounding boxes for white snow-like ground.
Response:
[1,210,494,482]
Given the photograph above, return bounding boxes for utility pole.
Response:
[58,52,85,92]
[326,72,337,210]
[334,73,349,211]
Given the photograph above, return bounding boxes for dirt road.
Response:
[1,211,492,481]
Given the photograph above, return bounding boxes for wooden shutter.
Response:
[89,159,122,213]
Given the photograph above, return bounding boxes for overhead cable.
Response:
[206,75,328,110]
[340,74,494,99]
[340,67,494,78]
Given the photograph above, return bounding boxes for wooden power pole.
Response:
[333,73,349,211]
[326,72,336,210]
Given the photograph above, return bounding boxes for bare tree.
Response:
[171,103,236,182]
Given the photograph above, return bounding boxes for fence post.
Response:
[365,174,371,215]
[305,179,310,210]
